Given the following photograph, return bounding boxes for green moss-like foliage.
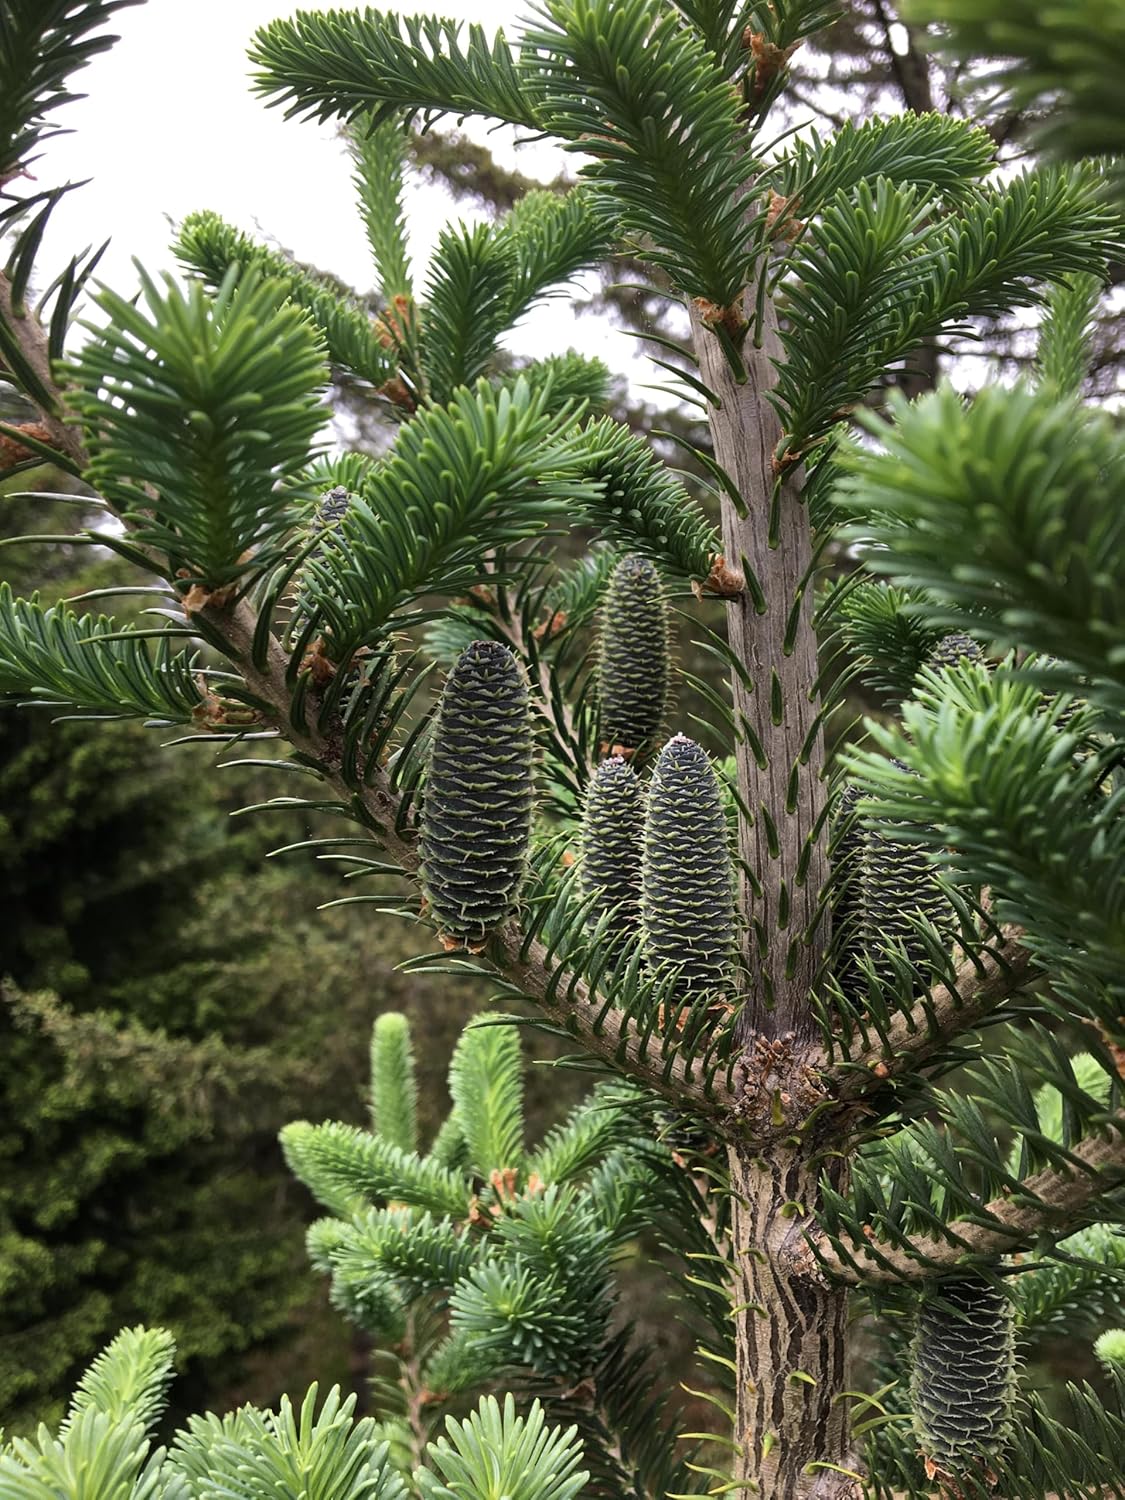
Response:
[597,554,671,759]
[911,1275,1016,1469]
[580,756,644,944]
[420,640,534,950]
[641,735,735,998]
[370,1012,417,1152]
[927,632,984,671]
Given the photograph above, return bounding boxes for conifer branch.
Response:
[0,270,88,467]
[491,587,583,775]
[824,927,1035,1097]
[492,936,735,1121]
[798,1115,1125,1285]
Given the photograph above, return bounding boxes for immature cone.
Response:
[862,824,952,992]
[911,1275,1016,1474]
[420,640,534,951]
[641,735,735,998]
[580,757,644,944]
[597,554,670,759]
[311,483,352,533]
[290,485,354,644]
[829,782,866,1000]
[927,633,984,671]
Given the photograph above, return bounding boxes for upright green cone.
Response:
[597,554,671,759]
[830,782,867,1001]
[641,735,735,999]
[862,821,952,993]
[310,483,352,533]
[289,484,356,647]
[927,633,984,671]
[580,756,644,945]
[911,1275,1016,1473]
[420,640,534,951]
[830,775,953,1004]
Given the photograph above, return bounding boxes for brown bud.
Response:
[0,421,52,469]
[692,554,746,600]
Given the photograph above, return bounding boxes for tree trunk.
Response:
[691,278,846,1495]
[728,1143,856,1498]
[689,302,830,1048]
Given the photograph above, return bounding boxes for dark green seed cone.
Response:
[580,756,644,943]
[420,640,534,950]
[863,823,952,990]
[927,633,984,671]
[911,1275,1016,1470]
[830,782,866,1001]
[597,554,671,759]
[641,734,735,999]
[311,484,352,533]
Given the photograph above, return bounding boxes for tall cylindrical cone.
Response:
[580,756,644,945]
[862,822,952,991]
[829,782,866,1003]
[911,1274,1016,1473]
[420,640,534,951]
[597,554,671,759]
[641,734,735,1000]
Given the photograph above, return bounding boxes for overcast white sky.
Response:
[37,0,624,373]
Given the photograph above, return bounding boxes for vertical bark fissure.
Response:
[729,1144,855,1498]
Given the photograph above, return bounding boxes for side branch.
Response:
[0,273,89,469]
[824,929,1034,1099]
[793,1115,1125,1286]
[494,935,736,1122]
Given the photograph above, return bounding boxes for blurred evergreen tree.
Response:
[0,455,490,1432]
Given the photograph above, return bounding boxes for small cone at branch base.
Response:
[597,553,671,759]
[911,1274,1016,1475]
[641,734,736,1001]
[420,640,534,951]
[927,633,985,672]
[580,756,644,945]
[311,483,352,532]
[289,484,356,649]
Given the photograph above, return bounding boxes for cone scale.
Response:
[580,755,644,945]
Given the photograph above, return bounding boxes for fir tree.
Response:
[3,1,1125,1497]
